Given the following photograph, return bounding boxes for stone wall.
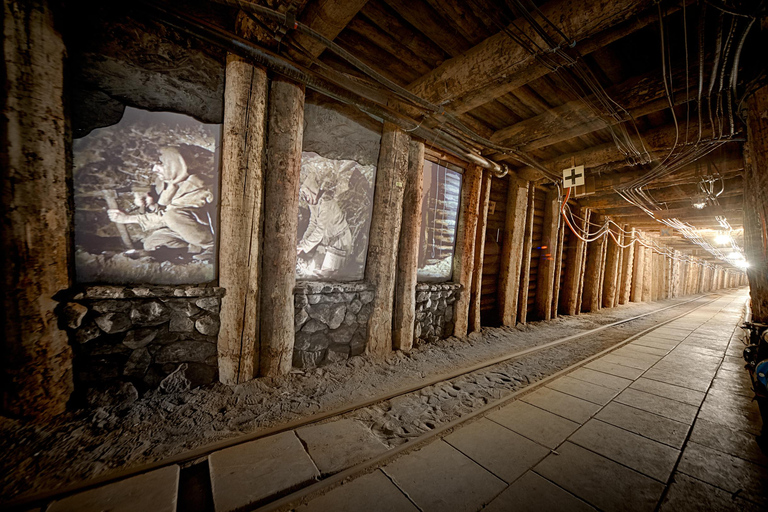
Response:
[64,286,224,400]
[293,281,374,369]
[415,283,462,343]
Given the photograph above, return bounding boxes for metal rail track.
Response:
[5,293,723,511]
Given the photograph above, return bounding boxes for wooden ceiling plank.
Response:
[292,0,371,58]
[345,17,433,76]
[381,0,472,57]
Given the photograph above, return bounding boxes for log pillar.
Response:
[453,165,483,337]
[551,214,566,318]
[1,0,73,419]
[393,141,424,352]
[218,47,268,385]
[744,84,768,323]
[642,247,653,301]
[470,170,492,332]
[365,122,410,355]
[259,77,305,377]
[602,224,621,308]
[631,240,646,302]
[517,186,537,323]
[562,207,590,315]
[618,227,635,304]
[582,215,606,312]
[498,175,530,326]
[535,188,560,320]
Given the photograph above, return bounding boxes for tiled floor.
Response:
[299,291,768,512]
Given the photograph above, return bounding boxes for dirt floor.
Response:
[0,295,720,501]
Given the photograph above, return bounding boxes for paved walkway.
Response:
[297,291,768,512]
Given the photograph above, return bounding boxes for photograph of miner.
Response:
[296,152,376,281]
[74,107,220,284]
[418,161,462,281]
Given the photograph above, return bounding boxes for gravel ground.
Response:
[0,295,715,501]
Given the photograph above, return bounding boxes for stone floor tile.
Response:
[296,418,388,475]
[710,376,753,397]
[567,367,633,391]
[634,337,679,349]
[677,442,768,507]
[612,347,663,362]
[595,402,690,449]
[47,465,179,512]
[534,442,666,512]
[697,400,763,436]
[546,376,620,405]
[484,472,596,512]
[487,400,580,449]
[614,388,699,424]
[208,431,319,512]
[569,419,680,482]
[688,418,768,468]
[584,359,645,380]
[644,331,688,342]
[659,473,764,512]
[382,440,506,512]
[642,368,712,392]
[296,470,419,512]
[622,344,669,356]
[630,378,706,406]
[521,387,601,424]
[444,418,550,483]
[601,354,654,371]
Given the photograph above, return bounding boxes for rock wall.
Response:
[64,286,224,401]
[293,282,374,369]
[415,283,462,343]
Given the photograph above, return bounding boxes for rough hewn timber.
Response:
[613,229,625,307]
[517,186,536,323]
[218,52,268,385]
[744,85,768,323]
[259,77,305,377]
[535,189,560,320]
[619,227,635,304]
[582,215,606,312]
[292,0,370,58]
[498,175,530,326]
[631,241,646,302]
[408,0,655,112]
[453,164,482,337]
[602,226,622,308]
[642,246,653,301]
[551,215,566,318]
[562,207,590,316]
[366,122,410,355]
[1,0,73,419]
[394,141,424,352]
[470,170,492,332]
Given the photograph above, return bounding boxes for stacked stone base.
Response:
[414,282,462,343]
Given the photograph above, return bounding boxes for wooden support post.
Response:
[1,0,73,419]
[642,247,653,301]
[453,164,482,337]
[582,215,606,312]
[562,207,590,315]
[259,77,305,377]
[602,222,621,308]
[551,213,566,318]
[498,175,530,326]
[517,186,536,323]
[613,229,624,308]
[470,170,492,332]
[393,141,424,352]
[218,49,268,385]
[535,188,560,320]
[631,239,646,302]
[618,226,635,305]
[366,122,410,355]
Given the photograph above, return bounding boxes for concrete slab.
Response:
[487,400,580,449]
[534,442,666,512]
[208,431,319,512]
[595,402,690,449]
[567,367,633,391]
[382,440,506,512]
[697,400,763,436]
[484,471,596,512]
[47,465,179,512]
[710,376,753,398]
[584,359,645,380]
[633,338,679,350]
[569,419,680,482]
[660,473,763,512]
[296,470,419,512]
[612,347,663,363]
[296,418,388,475]
[601,354,654,371]
[688,418,768,468]
[521,387,601,424]
[614,388,699,424]
[677,441,768,507]
[629,378,706,407]
[621,344,669,356]
[444,418,549,483]
[546,376,619,405]
[642,368,711,392]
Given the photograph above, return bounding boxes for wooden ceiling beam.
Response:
[290,0,371,58]
[580,176,744,208]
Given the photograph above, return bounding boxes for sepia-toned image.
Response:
[418,161,462,282]
[74,107,221,284]
[296,152,376,281]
